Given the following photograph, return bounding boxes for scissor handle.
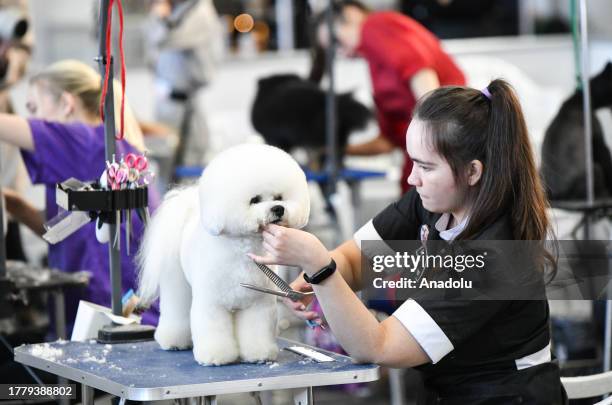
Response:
[287,290,315,301]
[106,162,122,190]
[125,153,148,171]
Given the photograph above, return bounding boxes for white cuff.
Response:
[392,299,454,364]
[354,219,382,246]
[353,220,396,259]
[515,342,551,370]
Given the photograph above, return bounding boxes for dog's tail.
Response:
[136,186,197,307]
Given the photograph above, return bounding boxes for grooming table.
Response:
[14,338,379,404]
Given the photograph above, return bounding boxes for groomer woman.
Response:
[251,80,567,404]
[0,60,160,328]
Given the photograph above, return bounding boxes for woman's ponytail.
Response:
[483,79,550,242]
[414,79,556,276]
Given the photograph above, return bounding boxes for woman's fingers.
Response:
[264,223,283,236]
[261,230,278,247]
[297,283,313,292]
[289,277,315,307]
[291,306,320,321]
[284,297,309,311]
[290,274,310,290]
[282,298,319,320]
[247,252,277,265]
[296,311,320,321]
[261,240,277,256]
[302,295,314,307]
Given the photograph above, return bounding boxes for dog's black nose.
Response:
[271,205,284,217]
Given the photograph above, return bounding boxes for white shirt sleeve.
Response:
[392,299,454,364]
[353,219,397,259]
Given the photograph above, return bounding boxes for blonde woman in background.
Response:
[0,59,160,330]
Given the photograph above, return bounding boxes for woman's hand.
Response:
[248,224,332,276]
[2,188,45,236]
[283,276,320,322]
[3,188,22,214]
[249,224,330,324]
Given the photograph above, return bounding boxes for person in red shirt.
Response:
[313,1,466,193]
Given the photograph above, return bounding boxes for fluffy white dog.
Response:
[137,144,310,365]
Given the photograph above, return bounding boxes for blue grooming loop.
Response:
[174,165,205,179]
[14,338,379,404]
[174,165,387,183]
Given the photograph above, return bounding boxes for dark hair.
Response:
[307,1,370,84]
[336,0,371,13]
[414,80,556,273]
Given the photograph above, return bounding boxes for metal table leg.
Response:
[53,290,70,405]
[203,396,217,405]
[250,391,263,405]
[389,368,407,405]
[52,290,67,339]
[293,387,313,405]
[82,384,94,405]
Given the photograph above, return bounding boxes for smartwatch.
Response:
[303,259,336,285]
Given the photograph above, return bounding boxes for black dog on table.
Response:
[541,62,612,200]
[251,73,372,170]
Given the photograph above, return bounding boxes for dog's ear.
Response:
[199,200,226,235]
[198,182,226,235]
[203,221,224,236]
[200,212,225,236]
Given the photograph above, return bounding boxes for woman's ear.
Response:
[467,160,483,186]
[59,92,76,119]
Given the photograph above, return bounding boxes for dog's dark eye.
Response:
[273,194,283,201]
[249,195,262,205]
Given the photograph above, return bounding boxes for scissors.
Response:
[123,153,148,254]
[241,261,322,328]
[240,283,312,302]
[106,161,128,190]
[125,153,148,172]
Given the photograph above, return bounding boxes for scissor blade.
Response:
[252,262,315,299]
[240,283,291,299]
[253,262,294,293]
[240,283,313,302]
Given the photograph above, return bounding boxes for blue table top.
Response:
[174,165,387,183]
[15,338,379,400]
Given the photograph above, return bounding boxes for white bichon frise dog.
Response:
[137,144,310,365]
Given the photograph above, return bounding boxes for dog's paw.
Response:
[155,326,193,350]
[193,341,239,366]
[239,340,279,363]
